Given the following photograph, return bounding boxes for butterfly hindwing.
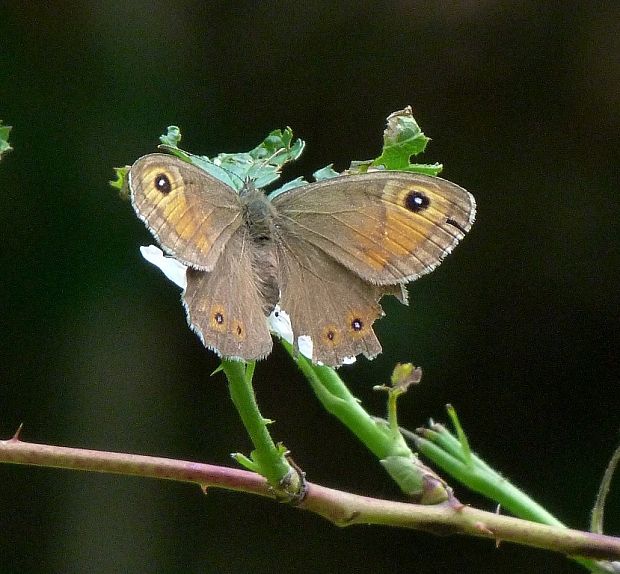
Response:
[275,232,393,366]
[182,227,273,361]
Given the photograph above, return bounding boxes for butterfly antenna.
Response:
[257,147,287,172]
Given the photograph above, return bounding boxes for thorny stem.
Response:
[1,433,619,569]
[222,360,294,488]
[284,343,450,504]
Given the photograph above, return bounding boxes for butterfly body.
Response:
[238,183,280,316]
[129,154,475,366]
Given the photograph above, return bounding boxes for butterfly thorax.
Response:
[240,182,276,242]
[240,182,280,316]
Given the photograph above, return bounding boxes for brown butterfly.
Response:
[128,154,475,366]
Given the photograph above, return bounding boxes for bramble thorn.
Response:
[11,423,24,441]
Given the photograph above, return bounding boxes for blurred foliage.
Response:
[0,121,12,158]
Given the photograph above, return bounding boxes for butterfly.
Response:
[129,154,475,366]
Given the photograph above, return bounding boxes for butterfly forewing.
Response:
[129,154,243,271]
[271,172,476,285]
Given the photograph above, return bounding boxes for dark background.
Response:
[1,3,619,573]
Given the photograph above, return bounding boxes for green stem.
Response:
[413,424,564,525]
[591,442,620,534]
[284,343,450,503]
[221,359,292,488]
[290,348,397,458]
[411,423,616,574]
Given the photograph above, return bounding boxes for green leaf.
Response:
[313,164,340,181]
[349,106,443,176]
[110,166,130,199]
[248,127,305,166]
[126,108,442,208]
[158,126,306,192]
[0,121,13,159]
[159,125,182,148]
[267,176,308,199]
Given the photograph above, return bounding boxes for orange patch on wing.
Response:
[381,182,437,255]
[193,232,213,254]
[174,208,201,241]
[355,246,395,271]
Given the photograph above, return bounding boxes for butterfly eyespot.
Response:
[209,307,227,332]
[321,325,341,346]
[351,318,364,332]
[154,173,172,194]
[404,190,430,212]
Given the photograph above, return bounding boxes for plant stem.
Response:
[413,423,565,525]
[286,344,450,503]
[221,360,294,490]
[1,434,619,567]
[293,356,395,457]
[411,423,617,573]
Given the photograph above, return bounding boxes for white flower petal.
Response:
[295,334,356,365]
[297,335,314,361]
[268,305,293,344]
[139,245,187,289]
